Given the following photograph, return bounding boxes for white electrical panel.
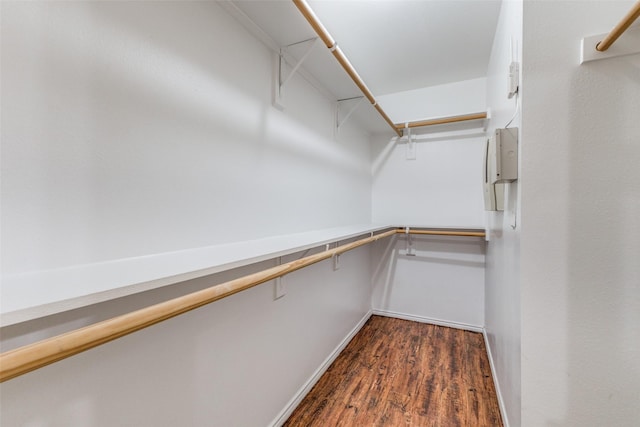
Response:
[489,127,518,184]
[483,138,504,212]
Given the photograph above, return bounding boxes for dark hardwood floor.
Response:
[284,315,502,426]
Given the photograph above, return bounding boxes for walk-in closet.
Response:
[1,1,639,426]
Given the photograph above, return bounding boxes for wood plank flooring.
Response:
[284,315,502,427]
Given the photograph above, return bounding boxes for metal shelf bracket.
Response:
[335,96,365,135]
[274,37,319,110]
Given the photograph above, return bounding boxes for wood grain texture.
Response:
[284,316,502,427]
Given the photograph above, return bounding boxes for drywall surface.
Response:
[371,130,486,227]
[484,0,523,426]
[370,79,487,334]
[0,0,371,276]
[1,245,373,427]
[521,1,640,426]
[371,234,485,329]
[372,131,486,227]
[0,2,374,426]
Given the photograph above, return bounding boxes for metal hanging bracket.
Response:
[333,253,341,270]
[405,227,415,256]
[405,123,416,160]
[274,37,319,110]
[274,257,286,299]
[335,96,365,134]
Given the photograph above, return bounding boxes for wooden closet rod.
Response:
[0,227,486,382]
[596,1,640,51]
[292,0,403,137]
[0,229,397,383]
[398,228,486,238]
[394,112,487,131]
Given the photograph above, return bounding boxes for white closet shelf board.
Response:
[1,224,392,327]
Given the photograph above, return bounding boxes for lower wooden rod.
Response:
[0,227,485,382]
[397,228,486,238]
[0,229,397,383]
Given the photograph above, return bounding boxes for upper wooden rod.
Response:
[291,0,335,49]
[397,228,486,238]
[394,112,488,131]
[331,46,376,104]
[0,229,397,383]
[596,1,640,51]
[374,104,401,135]
[292,0,402,137]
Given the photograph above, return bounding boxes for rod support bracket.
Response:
[405,227,415,256]
[405,123,416,160]
[274,257,286,300]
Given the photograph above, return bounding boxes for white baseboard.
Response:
[482,329,510,427]
[268,310,373,427]
[372,309,484,333]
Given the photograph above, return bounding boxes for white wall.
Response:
[484,1,523,426]
[377,77,487,124]
[371,132,487,227]
[370,79,487,328]
[0,2,375,426]
[372,78,487,227]
[371,234,485,329]
[0,245,373,427]
[520,1,640,426]
[0,0,371,275]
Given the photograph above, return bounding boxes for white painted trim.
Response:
[482,329,510,427]
[269,310,373,427]
[372,309,484,333]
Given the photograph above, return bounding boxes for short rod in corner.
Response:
[396,228,486,238]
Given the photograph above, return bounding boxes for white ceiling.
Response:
[308,0,502,95]
[230,0,502,132]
